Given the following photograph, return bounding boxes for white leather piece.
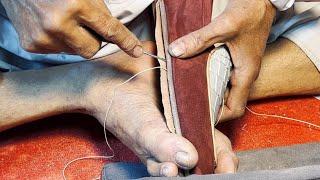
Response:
[207,47,232,126]
[281,3,320,72]
[269,0,295,11]
[207,47,232,160]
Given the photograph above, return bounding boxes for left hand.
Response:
[169,0,276,120]
[1,0,143,58]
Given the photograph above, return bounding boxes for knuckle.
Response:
[30,33,49,47]
[120,35,138,52]
[178,31,204,55]
[42,13,64,34]
[188,32,204,47]
[79,47,98,58]
[100,16,126,42]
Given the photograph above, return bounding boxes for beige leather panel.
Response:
[154,0,176,133]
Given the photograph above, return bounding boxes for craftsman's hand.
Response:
[1,0,143,58]
[169,0,276,120]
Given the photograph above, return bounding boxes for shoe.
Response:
[207,46,232,126]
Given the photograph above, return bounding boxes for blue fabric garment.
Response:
[101,162,149,180]
[0,3,84,72]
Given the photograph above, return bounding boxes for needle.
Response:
[143,51,166,62]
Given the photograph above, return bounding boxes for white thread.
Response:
[62,156,114,180]
[143,51,166,62]
[62,66,167,180]
[246,106,320,129]
[90,50,166,62]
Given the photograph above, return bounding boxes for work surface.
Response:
[0,96,319,180]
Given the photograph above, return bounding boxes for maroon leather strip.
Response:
[163,0,215,174]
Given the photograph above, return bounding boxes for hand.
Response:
[169,0,276,120]
[1,0,143,58]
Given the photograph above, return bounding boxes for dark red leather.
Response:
[163,0,215,174]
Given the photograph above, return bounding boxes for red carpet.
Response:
[219,96,320,151]
[0,96,319,179]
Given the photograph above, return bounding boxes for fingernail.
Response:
[160,166,170,177]
[133,45,143,57]
[169,43,185,57]
[175,152,190,169]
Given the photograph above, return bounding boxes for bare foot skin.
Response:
[86,42,197,176]
[84,41,238,176]
[0,41,238,177]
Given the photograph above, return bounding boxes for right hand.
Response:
[169,0,276,120]
[1,0,143,58]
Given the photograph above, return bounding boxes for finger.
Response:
[214,129,238,174]
[220,80,250,120]
[146,158,178,177]
[80,10,142,58]
[169,14,239,58]
[220,60,258,120]
[63,26,101,59]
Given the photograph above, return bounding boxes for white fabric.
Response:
[105,0,153,24]
[213,0,295,14]
[94,0,154,58]
[269,0,295,11]
[282,2,320,72]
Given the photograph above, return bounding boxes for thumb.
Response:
[221,59,259,120]
[169,14,239,58]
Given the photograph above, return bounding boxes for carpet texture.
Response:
[0,96,319,179]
